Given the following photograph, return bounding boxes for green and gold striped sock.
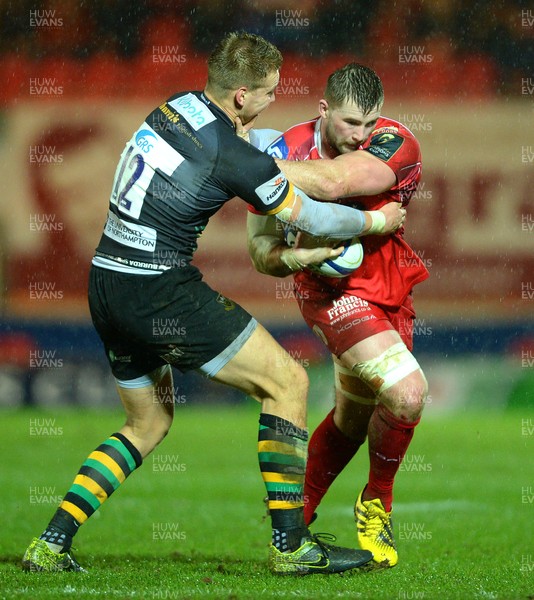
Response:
[40,432,142,551]
[258,413,308,551]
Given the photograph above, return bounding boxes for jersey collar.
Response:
[314,117,324,158]
[200,92,234,129]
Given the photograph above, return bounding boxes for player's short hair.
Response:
[324,63,384,114]
[207,32,282,94]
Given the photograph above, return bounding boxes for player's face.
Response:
[322,100,382,155]
[240,70,279,124]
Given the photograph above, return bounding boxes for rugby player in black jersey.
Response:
[22,32,404,576]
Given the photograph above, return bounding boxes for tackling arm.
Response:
[247,212,345,276]
[242,127,404,237]
[273,183,404,239]
[247,213,293,276]
[275,151,397,200]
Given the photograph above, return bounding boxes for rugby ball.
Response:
[285,228,363,278]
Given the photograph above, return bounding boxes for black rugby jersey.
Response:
[94,91,291,274]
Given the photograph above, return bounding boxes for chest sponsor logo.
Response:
[169,94,216,131]
[103,211,157,252]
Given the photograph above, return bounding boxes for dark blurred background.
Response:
[2,0,533,95]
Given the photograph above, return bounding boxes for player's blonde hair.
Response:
[325,63,384,114]
[207,32,282,95]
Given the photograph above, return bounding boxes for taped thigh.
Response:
[350,342,421,397]
[334,359,377,405]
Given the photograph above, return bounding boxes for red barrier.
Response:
[1,52,499,104]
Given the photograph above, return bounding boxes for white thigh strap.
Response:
[351,342,421,396]
[334,361,377,405]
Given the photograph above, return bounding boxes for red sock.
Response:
[365,403,420,512]
[304,408,364,525]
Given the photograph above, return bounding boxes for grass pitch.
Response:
[0,403,532,599]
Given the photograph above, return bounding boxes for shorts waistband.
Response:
[94,251,171,272]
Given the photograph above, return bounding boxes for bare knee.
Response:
[282,359,309,399]
[121,410,172,458]
[381,372,428,422]
[268,356,309,406]
[254,348,308,403]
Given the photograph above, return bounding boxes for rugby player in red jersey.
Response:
[247,63,429,567]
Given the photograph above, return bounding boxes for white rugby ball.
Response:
[285,228,363,278]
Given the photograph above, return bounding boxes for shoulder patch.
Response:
[365,132,404,162]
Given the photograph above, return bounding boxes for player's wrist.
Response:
[366,210,387,235]
[280,248,305,272]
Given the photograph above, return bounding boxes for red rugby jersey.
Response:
[251,116,429,308]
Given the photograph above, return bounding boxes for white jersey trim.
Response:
[92,256,163,275]
[314,118,323,158]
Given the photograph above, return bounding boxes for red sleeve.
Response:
[363,126,420,175]
[363,123,421,205]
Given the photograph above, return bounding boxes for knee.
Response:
[284,359,309,399]
[124,411,173,458]
[269,354,309,403]
[131,427,171,459]
[384,373,428,422]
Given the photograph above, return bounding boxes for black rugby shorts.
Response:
[88,264,255,381]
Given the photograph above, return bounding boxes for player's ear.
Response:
[319,99,329,118]
[235,87,248,108]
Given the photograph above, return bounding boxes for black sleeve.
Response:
[213,132,293,214]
